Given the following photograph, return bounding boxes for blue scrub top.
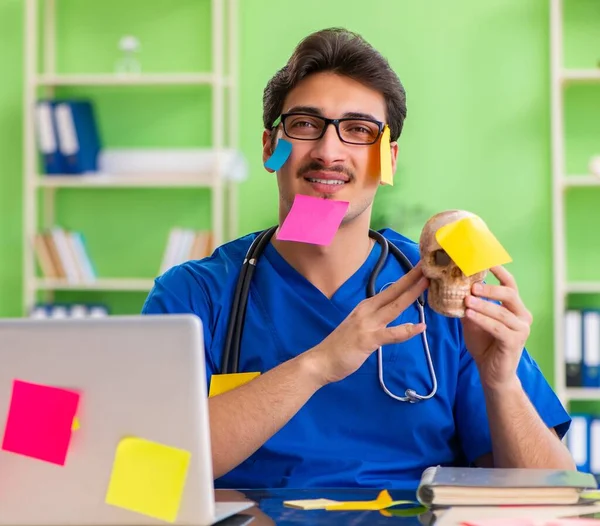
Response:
[142,228,571,490]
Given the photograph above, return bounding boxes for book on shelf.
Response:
[32,228,96,283]
[159,228,213,274]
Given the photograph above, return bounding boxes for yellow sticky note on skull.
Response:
[208,372,260,397]
[435,216,512,277]
[105,437,191,523]
[72,416,80,431]
[379,125,393,186]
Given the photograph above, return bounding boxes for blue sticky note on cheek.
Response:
[264,139,292,171]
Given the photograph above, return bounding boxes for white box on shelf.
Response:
[97,148,248,182]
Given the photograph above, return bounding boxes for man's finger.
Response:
[464,295,523,331]
[378,322,426,347]
[489,265,518,291]
[375,276,429,326]
[368,265,424,311]
[471,281,528,320]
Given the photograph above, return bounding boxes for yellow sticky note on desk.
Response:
[379,125,393,186]
[284,498,341,509]
[285,492,418,512]
[581,490,600,500]
[435,216,512,277]
[209,372,260,397]
[105,437,191,523]
[326,490,395,511]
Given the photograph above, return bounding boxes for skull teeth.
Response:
[434,287,470,300]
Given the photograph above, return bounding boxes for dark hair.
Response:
[263,28,407,141]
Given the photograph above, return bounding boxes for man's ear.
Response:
[390,141,399,176]
[262,129,276,173]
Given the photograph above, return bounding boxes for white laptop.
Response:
[0,314,254,526]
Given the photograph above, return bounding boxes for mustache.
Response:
[298,162,355,181]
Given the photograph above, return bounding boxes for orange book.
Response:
[33,234,58,278]
[43,231,66,279]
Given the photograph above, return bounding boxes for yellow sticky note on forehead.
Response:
[208,372,260,397]
[379,125,393,186]
[435,216,512,276]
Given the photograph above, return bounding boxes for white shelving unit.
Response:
[22,0,240,313]
[35,278,155,292]
[551,0,600,404]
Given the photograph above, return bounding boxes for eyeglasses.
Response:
[273,113,385,145]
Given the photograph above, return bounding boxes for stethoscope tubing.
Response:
[221,228,438,403]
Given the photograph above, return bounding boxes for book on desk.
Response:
[416,466,597,507]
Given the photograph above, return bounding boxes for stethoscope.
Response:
[220,226,438,403]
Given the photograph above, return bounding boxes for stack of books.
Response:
[33,228,96,283]
[159,228,213,274]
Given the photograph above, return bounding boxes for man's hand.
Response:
[306,265,429,386]
[461,265,533,390]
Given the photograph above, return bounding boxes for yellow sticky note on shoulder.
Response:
[209,372,260,397]
[379,125,393,186]
[435,216,512,276]
[105,437,191,523]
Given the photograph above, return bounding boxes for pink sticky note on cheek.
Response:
[1,380,80,466]
[277,194,350,246]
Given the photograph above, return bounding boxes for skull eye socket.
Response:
[433,249,451,266]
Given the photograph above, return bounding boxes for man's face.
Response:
[262,71,398,225]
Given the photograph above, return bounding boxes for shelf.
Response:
[566,388,600,401]
[35,173,217,188]
[35,278,155,292]
[35,73,228,87]
[566,282,600,294]
[22,0,239,316]
[562,176,600,189]
[562,69,600,84]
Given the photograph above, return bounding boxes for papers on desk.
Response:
[283,490,419,511]
[283,498,341,510]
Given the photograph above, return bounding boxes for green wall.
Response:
[1,0,599,388]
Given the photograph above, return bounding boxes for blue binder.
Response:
[590,416,600,475]
[565,309,583,387]
[582,310,600,388]
[567,413,591,473]
[35,100,66,174]
[54,100,101,174]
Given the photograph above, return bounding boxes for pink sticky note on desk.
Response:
[462,519,536,526]
[277,194,349,246]
[1,380,80,465]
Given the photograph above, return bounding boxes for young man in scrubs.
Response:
[142,28,575,489]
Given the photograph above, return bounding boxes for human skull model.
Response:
[419,210,488,318]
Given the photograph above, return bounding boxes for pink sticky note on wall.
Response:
[277,194,350,246]
[1,380,80,465]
